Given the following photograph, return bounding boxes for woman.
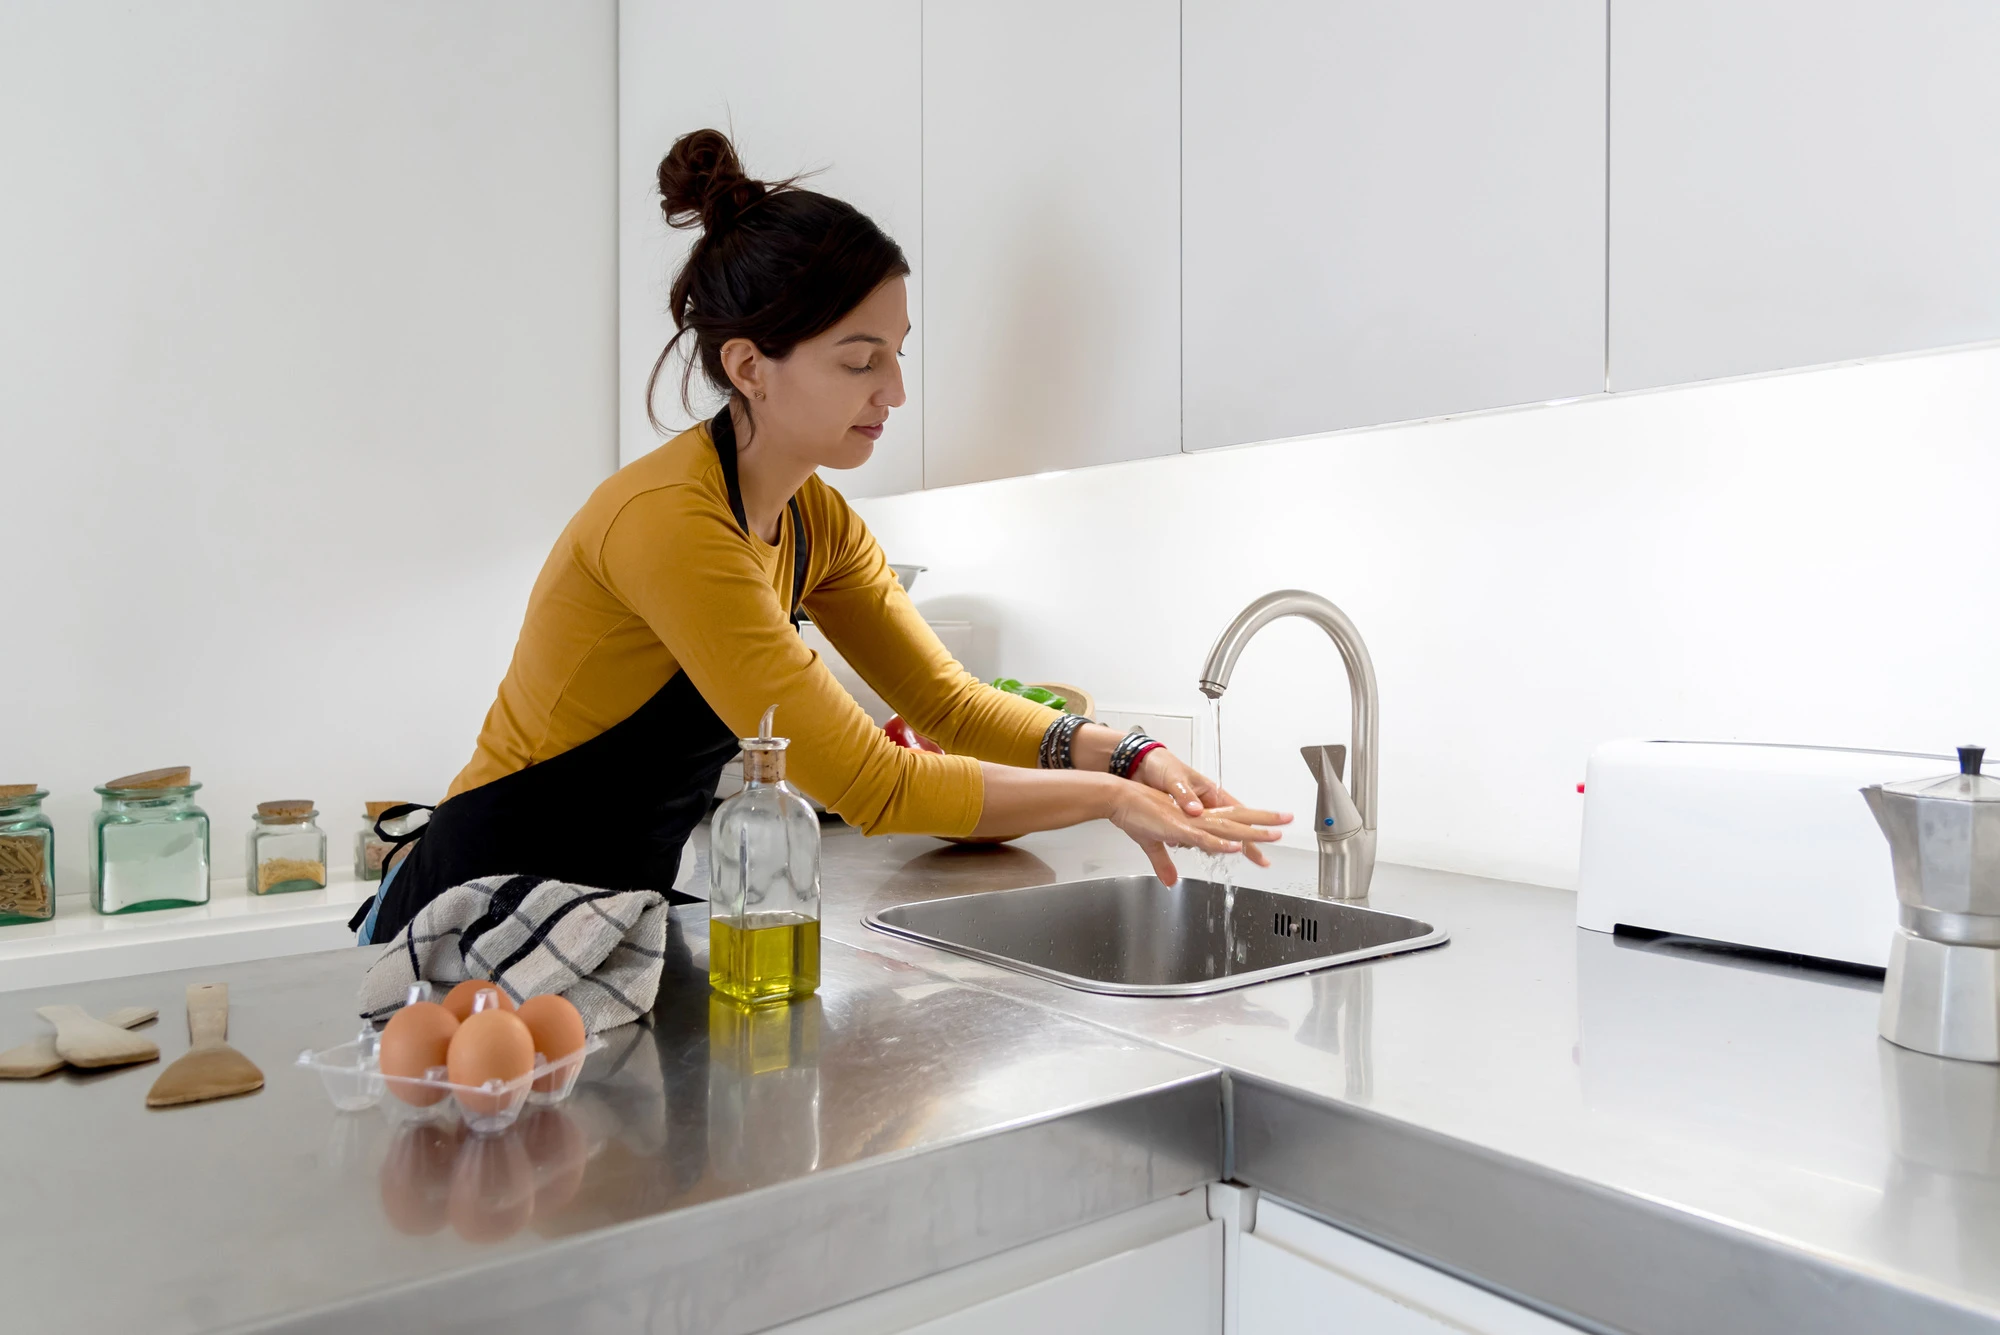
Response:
[360,129,1288,944]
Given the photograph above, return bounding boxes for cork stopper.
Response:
[0,784,39,801]
[105,766,192,791]
[742,741,788,784]
[364,800,411,819]
[256,799,315,822]
[742,704,787,783]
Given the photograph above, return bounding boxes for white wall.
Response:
[1,1,618,891]
[852,342,2000,891]
[617,0,925,496]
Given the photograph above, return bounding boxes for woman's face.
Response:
[734,277,909,471]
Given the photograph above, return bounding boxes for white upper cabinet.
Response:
[1610,0,2000,390]
[617,0,924,497]
[1182,0,1608,452]
[920,0,1181,488]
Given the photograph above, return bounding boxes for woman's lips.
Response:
[852,422,884,440]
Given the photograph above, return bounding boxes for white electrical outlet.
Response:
[1096,710,1195,760]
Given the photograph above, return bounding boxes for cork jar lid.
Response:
[104,766,193,791]
[0,784,41,800]
[257,799,316,822]
[364,800,413,819]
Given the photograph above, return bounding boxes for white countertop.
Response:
[0,872,376,992]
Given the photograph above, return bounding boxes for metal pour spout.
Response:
[1200,590,1379,900]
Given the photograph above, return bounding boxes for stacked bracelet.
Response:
[1038,713,1091,770]
[1108,731,1164,780]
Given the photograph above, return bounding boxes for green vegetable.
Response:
[990,677,1066,710]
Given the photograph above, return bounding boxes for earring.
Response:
[755,391,766,401]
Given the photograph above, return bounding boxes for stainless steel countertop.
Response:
[11,816,2000,1335]
[0,912,1220,1335]
[793,823,2000,1335]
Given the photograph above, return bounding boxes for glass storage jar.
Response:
[0,785,56,925]
[92,767,209,914]
[247,800,328,894]
[709,713,822,1006]
[353,800,410,881]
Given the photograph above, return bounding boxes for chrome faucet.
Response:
[1199,590,1378,900]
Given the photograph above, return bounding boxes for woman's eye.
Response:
[844,363,870,375]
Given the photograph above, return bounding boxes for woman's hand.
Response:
[1132,748,1280,868]
[1108,781,1290,886]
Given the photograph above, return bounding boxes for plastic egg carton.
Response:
[297,1028,604,1135]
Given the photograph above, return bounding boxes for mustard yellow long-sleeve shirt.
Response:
[449,421,1053,836]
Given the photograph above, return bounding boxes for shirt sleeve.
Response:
[801,489,1055,769]
[595,484,988,838]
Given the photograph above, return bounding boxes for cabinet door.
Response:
[617,0,925,497]
[1239,1202,1572,1335]
[920,0,1180,487]
[1182,0,1606,451]
[769,1196,1220,1335]
[1610,0,2000,390]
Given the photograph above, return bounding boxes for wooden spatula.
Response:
[146,983,264,1108]
[0,1006,157,1079]
[38,1003,161,1069]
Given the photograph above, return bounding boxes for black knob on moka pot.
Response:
[1960,745,1986,776]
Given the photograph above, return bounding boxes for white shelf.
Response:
[0,872,377,994]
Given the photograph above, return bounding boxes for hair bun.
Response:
[657,128,767,232]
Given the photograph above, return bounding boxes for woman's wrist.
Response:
[1069,723,1124,774]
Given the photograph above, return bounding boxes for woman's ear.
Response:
[720,337,765,402]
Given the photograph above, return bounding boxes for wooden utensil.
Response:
[37,1003,162,1070]
[0,1006,157,1079]
[146,983,264,1108]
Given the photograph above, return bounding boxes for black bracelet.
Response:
[1039,713,1091,770]
[1108,730,1158,778]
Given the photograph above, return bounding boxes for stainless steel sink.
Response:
[864,876,1447,996]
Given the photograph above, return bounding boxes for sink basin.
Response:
[864,876,1447,996]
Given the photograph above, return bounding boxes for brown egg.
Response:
[448,1131,535,1243]
[378,1122,463,1234]
[516,994,587,1093]
[378,1001,459,1106]
[441,979,516,1022]
[446,1008,536,1118]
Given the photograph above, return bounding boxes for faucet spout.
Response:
[1199,590,1379,899]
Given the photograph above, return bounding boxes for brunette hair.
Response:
[647,128,910,434]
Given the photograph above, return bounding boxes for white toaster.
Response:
[1576,740,1954,968]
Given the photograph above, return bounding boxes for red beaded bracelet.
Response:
[1120,740,1166,780]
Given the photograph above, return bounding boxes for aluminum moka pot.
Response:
[1864,746,2000,1062]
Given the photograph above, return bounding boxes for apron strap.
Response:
[787,494,809,631]
[345,803,436,934]
[711,408,812,633]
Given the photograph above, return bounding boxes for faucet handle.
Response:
[1302,745,1365,840]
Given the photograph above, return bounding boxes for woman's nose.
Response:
[878,359,908,410]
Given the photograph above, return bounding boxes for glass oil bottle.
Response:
[709,708,821,1005]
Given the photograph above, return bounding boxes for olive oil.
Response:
[710,709,822,1005]
[709,911,821,1006]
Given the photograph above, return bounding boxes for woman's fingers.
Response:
[1135,749,1210,816]
[1141,839,1179,885]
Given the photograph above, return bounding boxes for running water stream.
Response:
[1201,697,1241,974]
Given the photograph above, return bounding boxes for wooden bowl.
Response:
[946,682,1096,846]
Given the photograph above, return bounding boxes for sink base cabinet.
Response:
[767,1192,1222,1335]
[1234,1198,1576,1335]
[765,1186,1573,1335]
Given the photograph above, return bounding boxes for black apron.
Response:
[358,408,809,945]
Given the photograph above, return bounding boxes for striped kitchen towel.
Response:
[358,874,669,1032]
